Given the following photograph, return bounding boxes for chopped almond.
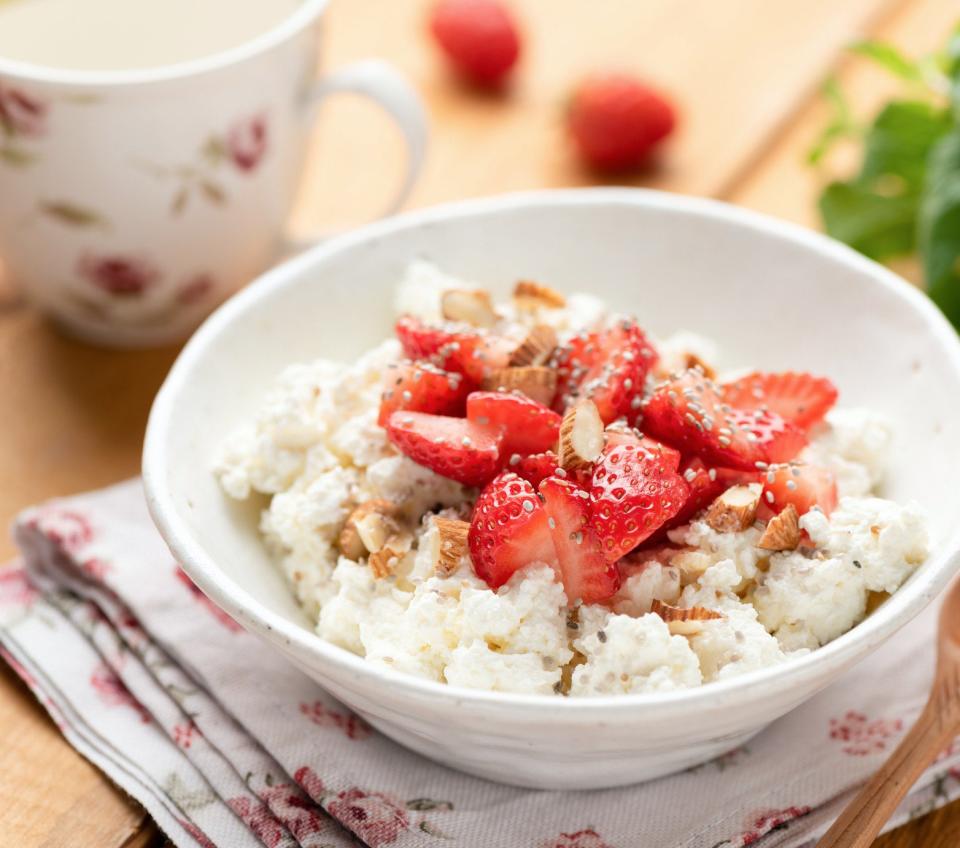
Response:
[354,510,399,554]
[482,366,557,406]
[441,288,497,328]
[757,504,800,551]
[670,549,712,586]
[651,599,723,635]
[866,590,890,615]
[368,544,403,579]
[705,484,762,533]
[508,324,557,367]
[684,353,716,380]
[434,517,470,577]
[513,280,567,310]
[558,400,604,471]
[339,499,397,560]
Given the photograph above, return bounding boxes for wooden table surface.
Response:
[1,0,958,845]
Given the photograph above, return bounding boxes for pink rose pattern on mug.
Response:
[1,81,267,333]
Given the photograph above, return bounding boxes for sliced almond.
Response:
[513,280,567,310]
[339,499,397,560]
[433,517,470,577]
[651,599,723,635]
[756,504,800,551]
[441,288,497,328]
[705,484,762,533]
[482,366,557,406]
[508,324,557,367]
[558,400,604,471]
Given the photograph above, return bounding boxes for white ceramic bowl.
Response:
[143,188,960,790]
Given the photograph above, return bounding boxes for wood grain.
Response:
[2,0,957,844]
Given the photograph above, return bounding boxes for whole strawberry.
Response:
[568,74,676,171]
[429,0,521,88]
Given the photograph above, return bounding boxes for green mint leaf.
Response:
[859,100,951,191]
[807,78,860,164]
[850,40,925,83]
[820,180,918,261]
[919,127,960,327]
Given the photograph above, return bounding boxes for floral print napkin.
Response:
[1,479,959,848]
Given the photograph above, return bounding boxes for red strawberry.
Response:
[540,477,620,603]
[395,315,449,360]
[568,74,676,172]
[386,411,503,487]
[641,370,808,471]
[429,0,521,88]
[513,452,560,487]
[394,315,511,383]
[723,372,838,431]
[466,391,561,455]
[551,320,658,423]
[378,362,468,426]
[589,442,689,562]
[762,463,838,516]
[468,472,555,588]
[603,427,681,471]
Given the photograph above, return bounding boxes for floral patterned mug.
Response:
[0,0,427,347]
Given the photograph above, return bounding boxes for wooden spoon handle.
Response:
[816,700,959,848]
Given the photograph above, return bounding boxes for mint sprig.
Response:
[811,26,960,328]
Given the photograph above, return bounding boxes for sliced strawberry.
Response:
[513,452,561,487]
[386,411,502,487]
[378,362,468,426]
[762,462,838,516]
[589,442,689,562]
[640,369,807,471]
[468,472,557,588]
[540,477,620,603]
[466,391,561,455]
[603,424,644,449]
[723,371,838,431]
[604,427,682,472]
[551,320,658,423]
[395,315,449,360]
[394,315,511,382]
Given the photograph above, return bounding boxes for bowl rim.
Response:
[144,187,960,716]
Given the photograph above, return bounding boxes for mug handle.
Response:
[290,59,428,247]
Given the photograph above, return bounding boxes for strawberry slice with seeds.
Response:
[762,462,838,516]
[394,315,511,382]
[512,451,562,487]
[468,472,557,588]
[386,411,503,487]
[641,369,808,471]
[551,320,658,423]
[723,371,838,431]
[603,427,682,472]
[466,391,561,455]
[589,442,690,562]
[395,315,450,360]
[378,362,469,426]
[540,477,620,603]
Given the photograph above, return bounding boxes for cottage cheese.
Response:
[215,262,930,696]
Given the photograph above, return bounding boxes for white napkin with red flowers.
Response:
[2,479,959,848]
